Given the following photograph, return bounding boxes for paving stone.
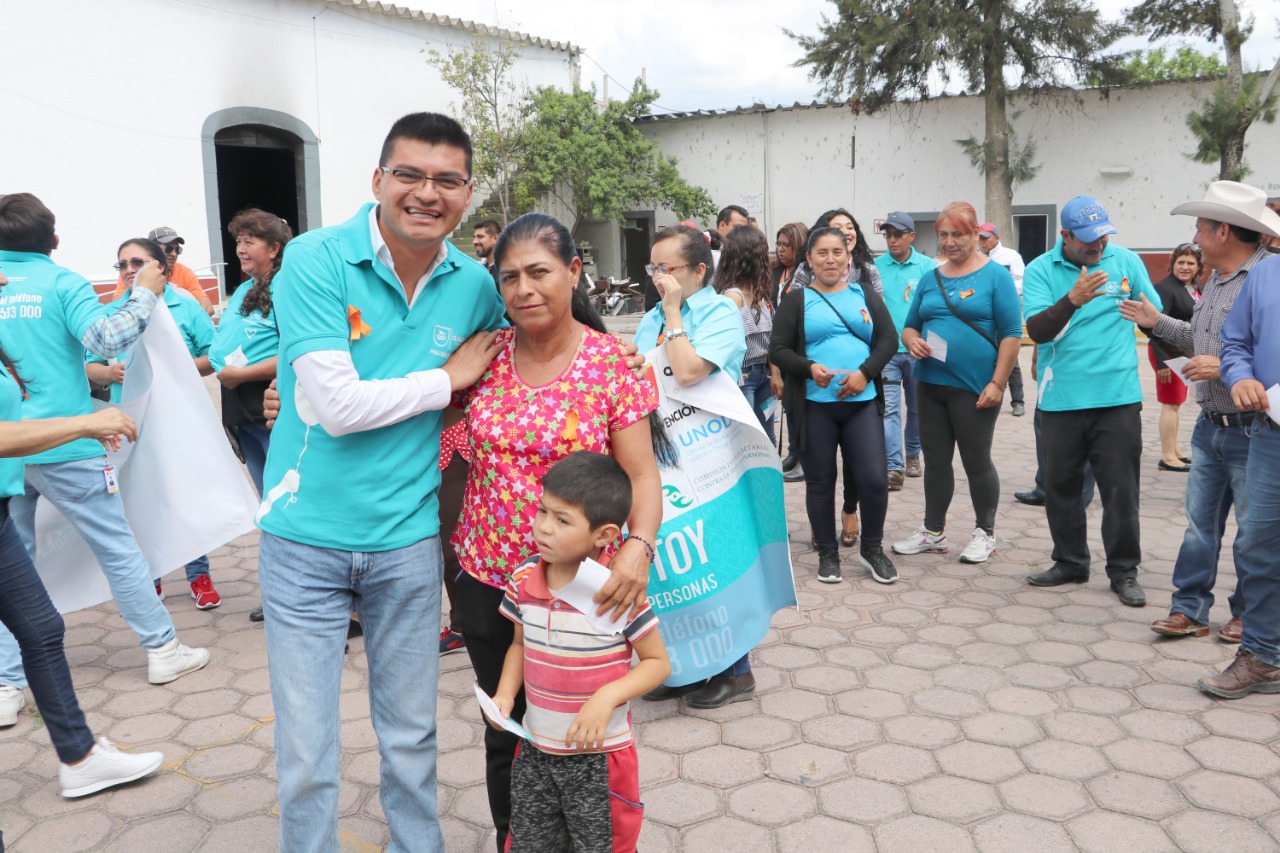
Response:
[853,742,939,785]
[1018,739,1109,781]
[997,772,1092,820]
[889,643,957,670]
[1166,809,1280,853]
[12,810,113,852]
[1185,734,1280,776]
[758,688,830,721]
[933,663,1009,693]
[956,642,1024,667]
[1178,769,1280,817]
[1076,660,1150,689]
[1040,710,1126,747]
[106,770,200,818]
[985,686,1058,716]
[875,814,976,853]
[973,813,1076,853]
[681,745,763,788]
[833,687,909,720]
[863,664,934,694]
[961,712,1044,748]
[1066,811,1178,853]
[726,778,816,827]
[974,623,1038,645]
[680,816,773,851]
[178,713,259,749]
[882,715,962,750]
[766,743,849,786]
[643,780,723,828]
[791,664,860,694]
[936,741,1024,783]
[776,815,876,853]
[907,774,1001,823]
[638,715,721,753]
[1003,661,1076,690]
[1131,681,1217,713]
[183,743,270,782]
[785,625,846,649]
[1198,706,1280,742]
[102,811,210,852]
[1086,771,1188,820]
[1118,708,1208,745]
[753,644,821,670]
[1102,738,1200,779]
[800,714,880,751]
[720,714,799,751]
[816,776,909,824]
[822,643,888,671]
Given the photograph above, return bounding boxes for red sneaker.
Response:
[190,575,221,610]
[155,581,164,600]
[439,628,465,655]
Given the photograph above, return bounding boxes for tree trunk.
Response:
[1219,0,1245,180]
[981,0,1013,241]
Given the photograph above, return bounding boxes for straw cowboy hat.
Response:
[1171,181,1280,238]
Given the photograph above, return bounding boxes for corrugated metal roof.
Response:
[328,0,582,54]
[637,100,848,122]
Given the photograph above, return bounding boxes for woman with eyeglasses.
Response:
[633,224,751,709]
[111,228,213,315]
[86,237,217,606]
[770,226,899,585]
[1149,243,1201,472]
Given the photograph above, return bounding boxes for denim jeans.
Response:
[0,456,175,688]
[0,509,95,764]
[1236,422,1280,667]
[739,362,776,446]
[238,422,271,496]
[882,353,921,471]
[259,531,444,853]
[1169,415,1250,624]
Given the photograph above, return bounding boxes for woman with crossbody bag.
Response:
[892,202,1023,564]
[770,227,899,585]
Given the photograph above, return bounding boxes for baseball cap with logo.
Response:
[978,222,998,237]
[1060,197,1117,242]
[147,226,184,245]
[880,211,915,232]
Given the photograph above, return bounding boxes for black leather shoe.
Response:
[684,672,756,709]
[1027,565,1089,587]
[1014,491,1045,506]
[781,454,799,473]
[249,607,265,623]
[1111,577,1147,607]
[642,681,704,702]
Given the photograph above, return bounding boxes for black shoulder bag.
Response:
[933,269,997,350]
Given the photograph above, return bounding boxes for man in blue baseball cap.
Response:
[1019,196,1162,607]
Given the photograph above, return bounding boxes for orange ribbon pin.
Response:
[348,305,371,341]
[560,410,580,442]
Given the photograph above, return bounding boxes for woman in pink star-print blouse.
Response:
[450,213,663,847]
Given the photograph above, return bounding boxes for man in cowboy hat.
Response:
[1121,181,1280,649]
[1021,196,1162,607]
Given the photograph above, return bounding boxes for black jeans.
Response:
[1040,404,1143,580]
[917,382,1001,535]
[455,570,525,852]
[437,455,468,631]
[799,400,888,550]
[0,508,95,764]
[1033,406,1095,505]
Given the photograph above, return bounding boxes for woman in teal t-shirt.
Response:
[894,202,1022,565]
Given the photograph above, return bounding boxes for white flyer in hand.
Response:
[926,330,948,363]
[550,557,628,636]
[474,684,533,740]
[1268,384,1280,427]
[1163,356,1192,387]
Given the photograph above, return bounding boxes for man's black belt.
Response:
[1203,411,1252,427]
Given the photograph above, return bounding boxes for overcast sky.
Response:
[408,0,1280,113]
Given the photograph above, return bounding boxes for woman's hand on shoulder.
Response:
[593,538,650,622]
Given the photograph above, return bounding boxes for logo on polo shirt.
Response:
[432,325,453,347]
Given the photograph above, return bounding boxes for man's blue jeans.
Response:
[259,531,444,853]
[0,456,175,688]
[1170,416,1250,624]
[882,353,921,471]
[739,363,776,446]
[1235,422,1280,668]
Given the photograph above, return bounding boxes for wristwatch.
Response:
[665,328,689,341]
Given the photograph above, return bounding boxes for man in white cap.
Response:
[978,223,1026,415]
[1021,196,1161,607]
[1121,181,1280,647]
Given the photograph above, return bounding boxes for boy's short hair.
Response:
[542,451,632,530]
[0,193,56,255]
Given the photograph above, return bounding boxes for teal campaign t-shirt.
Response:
[633,285,747,384]
[874,248,937,353]
[802,286,877,404]
[1022,239,1161,412]
[258,204,507,552]
[905,262,1023,396]
[0,250,143,464]
[0,362,26,497]
[209,279,278,372]
[87,285,213,404]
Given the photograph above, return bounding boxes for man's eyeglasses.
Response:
[379,167,471,194]
[883,229,913,239]
[645,263,692,277]
[113,258,151,271]
[162,243,182,255]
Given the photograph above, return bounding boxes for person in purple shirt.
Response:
[1199,250,1280,699]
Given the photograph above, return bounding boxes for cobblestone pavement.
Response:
[3,349,1276,852]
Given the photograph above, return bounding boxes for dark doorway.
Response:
[620,212,656,310]
[214,126,302,294]
[1014,213,1049,265]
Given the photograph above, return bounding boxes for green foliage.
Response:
[1124,0,1228,42]
[955,129,1040,188]
[516,81,715,235]
[426,38,529,224]
[1087,45,1226,85]
[1187,75,1279,180]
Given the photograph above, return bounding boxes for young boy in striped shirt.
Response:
[489,451,671,853]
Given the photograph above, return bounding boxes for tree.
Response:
[786,1,1127,240]
[1096,44,1227,84]
[426,38,528,224]
[1126,0,1280,180]
[516,80,716,236]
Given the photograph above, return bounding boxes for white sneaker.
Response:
[959,528,997,564]
[59,737,163,798]
[147,638,210,684]
[0,685,25,726]
[892,526,949,555]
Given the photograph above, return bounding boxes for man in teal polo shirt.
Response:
[255,113,505,853]
[874,211,935,485]
[1021,196,1161,607]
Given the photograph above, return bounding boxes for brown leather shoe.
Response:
[1198,649,1280,699]
[1218,616,1243,644]
[1152,612,1209,638]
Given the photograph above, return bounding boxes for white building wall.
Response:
[636,81,1280,265]
[0,0,576,281]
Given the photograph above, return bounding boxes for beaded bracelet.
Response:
[988,379,1007,392]
[623,533,656,562]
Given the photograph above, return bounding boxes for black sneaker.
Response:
[860,547,898,584]
[817,549,842,583]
